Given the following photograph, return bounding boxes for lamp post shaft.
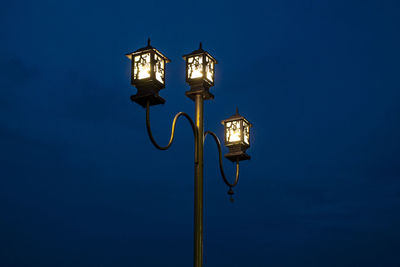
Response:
[128,42,251,267]
[194,93,204,267]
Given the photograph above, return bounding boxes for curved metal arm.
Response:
[146,100,197,154]
[204,131,239,188]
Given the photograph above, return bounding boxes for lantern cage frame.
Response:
[221,108,252,162]
[125,40,253,267]
[125,39,171,107]
[182,42,218,101]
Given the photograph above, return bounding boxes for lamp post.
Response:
[126,39,253,267]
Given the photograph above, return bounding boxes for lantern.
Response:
[126,39,171,107]
[182,43,217,100]
[221,108,252,162]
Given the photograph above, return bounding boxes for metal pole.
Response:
[194,93,204,267]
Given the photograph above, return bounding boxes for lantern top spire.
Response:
[182,42,218,64]
[125,38,171,62]
[133,38,154,52]
[221,108,252,127]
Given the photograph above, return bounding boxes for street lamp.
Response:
[125,38,171,107]
[126,39,253,267]
[222,108,252,162]
[183,42,217,101]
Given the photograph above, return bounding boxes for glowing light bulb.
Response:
[205,56,214,82]
[243,125,249,144]
[226,121,241,143]
[188,56,203,79]
[154,54,164,83]
[134,53,151,80]
[229,128,241,142]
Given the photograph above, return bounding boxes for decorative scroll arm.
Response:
[146,100,197,154]
[204,130,240,189]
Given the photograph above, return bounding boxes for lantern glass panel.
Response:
[205,55,214,82]
[187,55,203,79]
[154,53,165,84]
[134,53,151,80]
[226,120,242,144]
[243,121,250,145]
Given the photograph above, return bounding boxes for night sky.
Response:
[1,0,400,266]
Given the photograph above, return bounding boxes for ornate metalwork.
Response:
[243,121,250,145]
[154,53,165,84]
[221,108,252,162]
[127,42,251,267]
[145,101,241,195]
[225,120,241,143]
[187,55,203,79]
[204,130,240,201]
[145,100,197,153]
[126,39,171,108]
[205,56,214,82]
[183,43,218,102]
[133,53,151,80]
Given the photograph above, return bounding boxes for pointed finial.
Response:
[147,38,151,46]
[199,42,202,49]
[228,187,235,203]
[236,107,239,115]
[228,187,234,195]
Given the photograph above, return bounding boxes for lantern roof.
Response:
[221,108,252,126]
[182,42,218,64]
[125,38,171,62]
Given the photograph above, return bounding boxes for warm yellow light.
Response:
[188,56,203,79]
[226,121,241,143]
[243,123,250,145]
[229,129,241,142]
[205,56,214,82]
[134,53,151,80]
[154,54,164,84]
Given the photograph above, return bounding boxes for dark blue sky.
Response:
[1,0,400,266]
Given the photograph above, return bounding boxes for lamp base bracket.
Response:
[130,93,166,108]
[224,151,251,162]
[185,88,214,101]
